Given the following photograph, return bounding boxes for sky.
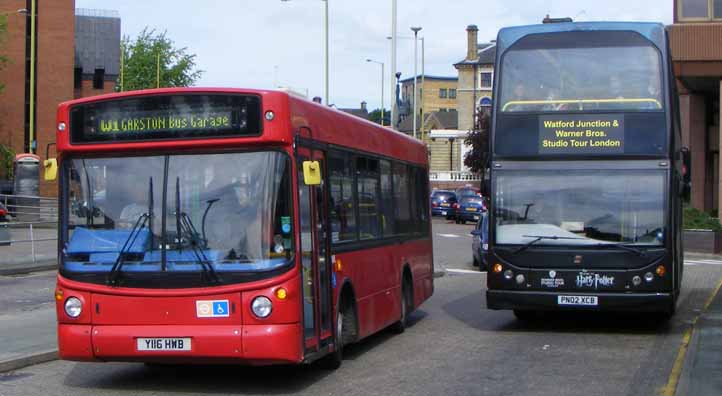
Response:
[74,0,672,110]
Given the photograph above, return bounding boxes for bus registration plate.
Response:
[557,295,598,306]
[137,338,192,351]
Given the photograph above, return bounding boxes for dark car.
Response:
[471,212,488,271]
[456,196,485,224]
[430,190,458,218]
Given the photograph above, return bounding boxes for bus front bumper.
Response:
[58,323,303,365]
[486,290,674,313]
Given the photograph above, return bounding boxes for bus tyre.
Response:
[321,299,354,370]
[391,279,411,334]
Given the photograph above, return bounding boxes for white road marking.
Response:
[446,268,484,275]
[437,233,461,238]
[685,260,722,266]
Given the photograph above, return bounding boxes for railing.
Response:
[0,194,58,266]
[429,171,481,182]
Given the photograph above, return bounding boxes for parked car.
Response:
[456,196,485,224]
[455,186,481,199]
[0,202,9,246]
[0,202,8,222]
[430,190,458,218]
[471,212,488,271]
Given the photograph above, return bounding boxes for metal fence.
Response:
[0,194,58,265]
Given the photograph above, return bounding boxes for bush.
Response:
[683,206,722,232]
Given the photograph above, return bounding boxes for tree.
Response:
[368,108,390,126]
[0,15,9,93]
[117,28,203,91]
[463,107,491,194]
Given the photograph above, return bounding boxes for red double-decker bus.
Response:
[47,88,433,368]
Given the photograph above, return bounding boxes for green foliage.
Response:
[0,144,15,179]
[117,28,203,91]
[683,206,722,232]
[0,15,8,93]
[368,108,389,126]
[463,108,491,193]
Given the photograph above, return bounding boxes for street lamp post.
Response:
[366,59,384,126]
[281,0,329,104]
[410,27,422,140]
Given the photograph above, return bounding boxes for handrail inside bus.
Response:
[501,98,662,111]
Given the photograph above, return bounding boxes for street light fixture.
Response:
[410,27,422,140]
[280,0,329,105]
[366,59,385,126]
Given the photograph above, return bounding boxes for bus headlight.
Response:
[503,269,514,280]
[251,296,273,318]
[632,276,642,286]
[644,272,654,283]
[64,297,82,318]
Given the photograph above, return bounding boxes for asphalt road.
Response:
[1,218,722,396]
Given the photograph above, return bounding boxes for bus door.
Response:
[297,147,333,354]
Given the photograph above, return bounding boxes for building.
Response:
[339,101,370,121]
[454,25,495,132]
[74,9,121,98]
[399,75,459,123]
[668,0,722,216]
[0,1,119,196]
[0,0,75,196]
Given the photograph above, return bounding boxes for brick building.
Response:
[669,0,722,216]
[454,25,495,132]
[399,75,459,123]
[0,1,119,196]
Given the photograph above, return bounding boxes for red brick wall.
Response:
[0,0,30,161]
[37,0,75,197]
[74,77,116,99]
[0,0,75,196]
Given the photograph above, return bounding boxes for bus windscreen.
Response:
[69,94,262,143]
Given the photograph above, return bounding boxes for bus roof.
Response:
[496,22,667,54]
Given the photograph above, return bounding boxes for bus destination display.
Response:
[539,114,624,154]
[70,94,261,143]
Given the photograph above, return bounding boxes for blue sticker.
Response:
[212,301,229,317]
[331,272,337,289]
[282,223,291,233]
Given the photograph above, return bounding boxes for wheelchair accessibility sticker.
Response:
[196,300,230,318]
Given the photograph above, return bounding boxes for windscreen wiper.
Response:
[175,178,221,284]
[107,212,149,286]
[512,235,585,255]
[594,242,647,257]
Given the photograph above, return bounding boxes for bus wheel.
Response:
[392,278,412,334]
[320,299,354,370]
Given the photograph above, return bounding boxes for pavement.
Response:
[675,274,722,396]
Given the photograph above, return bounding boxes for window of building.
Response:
[329,152,357,243]
[93,68,105,90]
[74,68,82,90]
[449,88,457,99]
[480,72,493,89]
[439,88,448,99]
[679,0,722,19]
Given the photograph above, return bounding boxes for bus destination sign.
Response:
[95,110,234,135]
[538,114,624,154]
[70,94,261,144]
